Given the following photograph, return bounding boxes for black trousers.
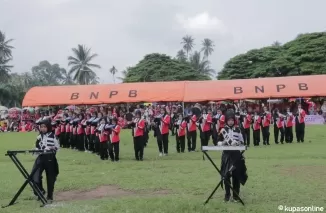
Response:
[253,129,260,146]
[95,137,100,154]
[274,125,285,144]
[200,130,210,148]
[187,130,197,151]
[70,133,75,148]
[285,127,293,143]
[99,142,108,160]
[224,173,240,199]
[59,133,65,148]
[241,128,250,146]
[134,136,144,160]
[89,134,95,152]
[157,133,169,154]
[295,123,305,142]
[77,134,85,151]
[32,154,57,200]
[85,134,90,151]
[64,132,70,148]
[262,126,270,145]
[108,142,120,161]
[176,135,185,153]
[212,128,218,146]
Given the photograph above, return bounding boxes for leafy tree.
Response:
[68,44,101,85]
[0,58,13,82]
[201,38,214,59]
[61,69,75,85]
[218,32,326,79]
[109,66,118,83]
[189,51,215,77]
[31,60,65,86]
[117,67,130,82]
[181,35,195,57]
[123,53,210,82]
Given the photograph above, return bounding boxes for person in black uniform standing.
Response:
[32,119,59,203]
[218,110,248,202]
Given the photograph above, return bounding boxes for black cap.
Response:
[225,110,235,121]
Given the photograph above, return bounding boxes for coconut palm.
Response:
[201,38,214,59]
[0,58,13,82]
[176,50,187,62]
[67,44,101,85]
[0,31,14,59]
[189,51,215,77]
[181,35,195,58]
[272,41,281,47]
[61,69,75,85]
[109,66,118,83]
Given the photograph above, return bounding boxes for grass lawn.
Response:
[0,126,325,213]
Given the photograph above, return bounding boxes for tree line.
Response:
[1,30,326,107]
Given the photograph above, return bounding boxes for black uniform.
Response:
[32,120,59,201]
[219,111,248,202]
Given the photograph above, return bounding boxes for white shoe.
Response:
[159,153,163,157]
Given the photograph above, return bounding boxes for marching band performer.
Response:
[199,108,212,147]
[32,118,59,203]
[212,109,225,146]
[240,109,251,147]
[108,118,121,162]
[155,108,171,156]
[64,114,71,148]
[88,113,97,153]
[96,118,109,160]
[218,110,247,202]
[186,109,197,152]
[59,115,66,148]
[93,113,102,154]
[131,111,146,161]
[295,104,306,143]
[175,114,187,153]
[252,111,261,146]
[77,114,85,151]
[273,109,285,144]
[261,106,272,145]
[284,108,294,143]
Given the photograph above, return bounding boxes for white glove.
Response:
[231,141,238,146]
[222,141,229,146]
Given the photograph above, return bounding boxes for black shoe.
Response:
[46,198,53,203]
[224,196,230,202]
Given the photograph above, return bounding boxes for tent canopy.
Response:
[22,75,326,107]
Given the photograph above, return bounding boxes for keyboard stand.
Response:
[202,146,246,206]
[2,150,51,208]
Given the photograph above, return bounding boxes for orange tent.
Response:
[184,75,326,102]
[22,75,326,106]
[22,82,186,107]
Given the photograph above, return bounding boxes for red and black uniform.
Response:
[187,114,197,152]
[261,111,271,145]
[109,124,121,161]
[175,119,187,153]
[295,109,306,143]
[77,118,86,151]
[132,117,145,161]
[284,112,294,143]
[59,119,66,148]
[97,123,109,160]
[273,111,285,144]
[158,114,171,154]
[240,113,252,146]
[252,114,261,146]
[199,113,212,147]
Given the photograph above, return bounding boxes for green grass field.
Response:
[0,126,325,213]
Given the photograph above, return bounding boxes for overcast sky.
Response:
[1,0,326,83]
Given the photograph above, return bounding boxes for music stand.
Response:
[2,150,52,208]
[202,146,247,206]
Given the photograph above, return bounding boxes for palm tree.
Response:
[176,50,187,62]
[67,44,101,85]
[201,38,214,59]
[189,51,215,77]
[272,41,281,47]
[0,58,13,82]
[181,35,195,58]
[109,66,118,83]
[0,31,14,59]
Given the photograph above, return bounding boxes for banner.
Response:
[292,115,325,125]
